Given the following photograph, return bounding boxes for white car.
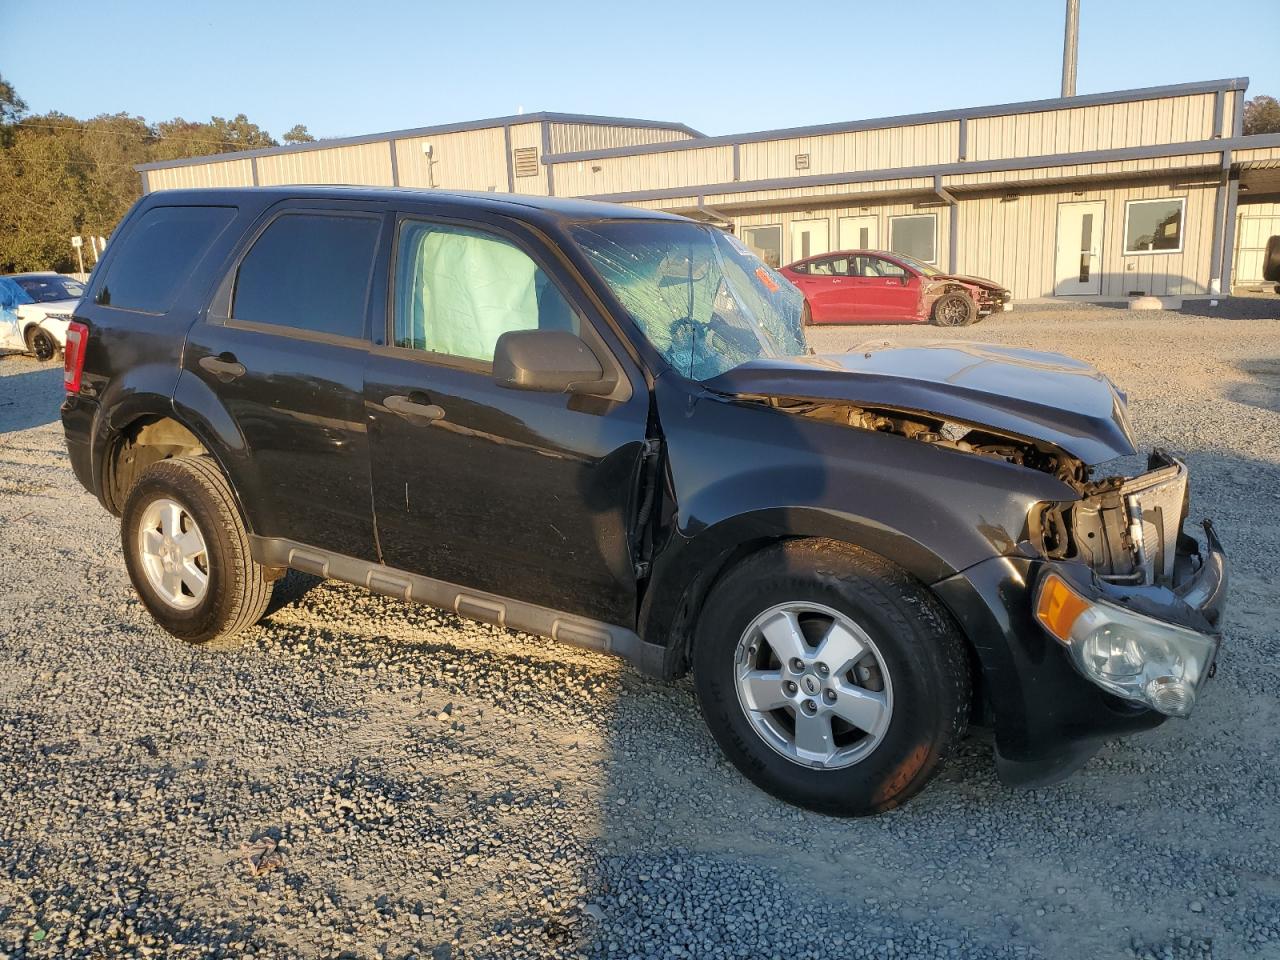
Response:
[0,273,85,361]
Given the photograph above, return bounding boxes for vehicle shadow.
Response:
[11,352,1275,959]
[14,449,1272,960]
[1228,357,1280,413]
[263,570,325,617]
[0,360,64,432]
[580,443,1280,959]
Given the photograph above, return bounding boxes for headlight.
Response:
[1034,572,1217,717]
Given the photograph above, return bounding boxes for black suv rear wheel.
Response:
[121,456,273,645]
[693,539,971,816]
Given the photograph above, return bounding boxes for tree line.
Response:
[0,73,314,274]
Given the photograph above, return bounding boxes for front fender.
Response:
[638,503,955,675]
[640,377,1079,668]
[20,317,70,348]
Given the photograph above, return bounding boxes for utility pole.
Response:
[1061,0,1080,97]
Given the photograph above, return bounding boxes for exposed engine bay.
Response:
[1032,451,1194,590]
[760,396,1089,486]
[760,396,1194,590]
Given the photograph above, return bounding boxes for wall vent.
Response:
[794,153,810,170]
[513,147,539,178]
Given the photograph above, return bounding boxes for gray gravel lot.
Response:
[1,301,1278,960]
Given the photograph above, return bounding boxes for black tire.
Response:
[121,456,272,645]
[801,301,813,327]
[1263,235,1280,283]
[931,292,976,327]
[25,327,57,362]
[693,539,971,816]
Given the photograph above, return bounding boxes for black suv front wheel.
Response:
[694,540,971,816]
[122,456,273,645]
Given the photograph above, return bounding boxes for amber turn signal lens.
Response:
[1034,573,1091,643]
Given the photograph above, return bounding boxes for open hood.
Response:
[702,341,1137,465]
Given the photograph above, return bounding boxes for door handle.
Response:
[384,394,445,422]
[198,354,245,381]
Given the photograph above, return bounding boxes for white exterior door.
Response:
[790,219,830,264]
[838,216,878,251]
[1054,201,1105,296]
[1234,214,1280,285]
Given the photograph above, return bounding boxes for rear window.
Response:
[16,275,85,302]
[97,206,236,313]
[232,213,380,340]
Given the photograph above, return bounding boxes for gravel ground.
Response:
[1,300,1279,960]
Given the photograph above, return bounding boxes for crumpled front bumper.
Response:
[1034,450,1226,717]
[932,455,1227,788]
[1036,519,1226,715]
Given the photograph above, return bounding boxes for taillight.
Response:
[64,321,88,393]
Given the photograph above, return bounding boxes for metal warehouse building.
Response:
[137,77,1280,300]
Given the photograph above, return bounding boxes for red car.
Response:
[780,250,1011,326]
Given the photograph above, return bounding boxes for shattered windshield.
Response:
[571,220,808,380]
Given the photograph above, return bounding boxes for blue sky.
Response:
[3,0,1277,141]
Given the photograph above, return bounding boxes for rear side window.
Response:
[232,213,380,340]
[97,206,236,313]
[808,257,848,276]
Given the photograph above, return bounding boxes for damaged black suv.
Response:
[62,187,1226,815]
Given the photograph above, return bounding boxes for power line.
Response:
[0,156,145,168]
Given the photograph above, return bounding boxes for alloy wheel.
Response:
[30,330,56,361]
[733,602,893,769]
[938,298,969,325]
[137,497,210,609]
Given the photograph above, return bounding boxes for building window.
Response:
[1123,197,1185,254]
[888,214,937,264]
[741,225,783,268]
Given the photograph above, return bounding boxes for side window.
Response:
[828,257,850,276]
[0,278,31,309]
[789,262,809,275]
[233,213,380,339]
[872,257,907,278]
[394,220,579,363]
[808,258,835,276]
[97,206,236,314]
